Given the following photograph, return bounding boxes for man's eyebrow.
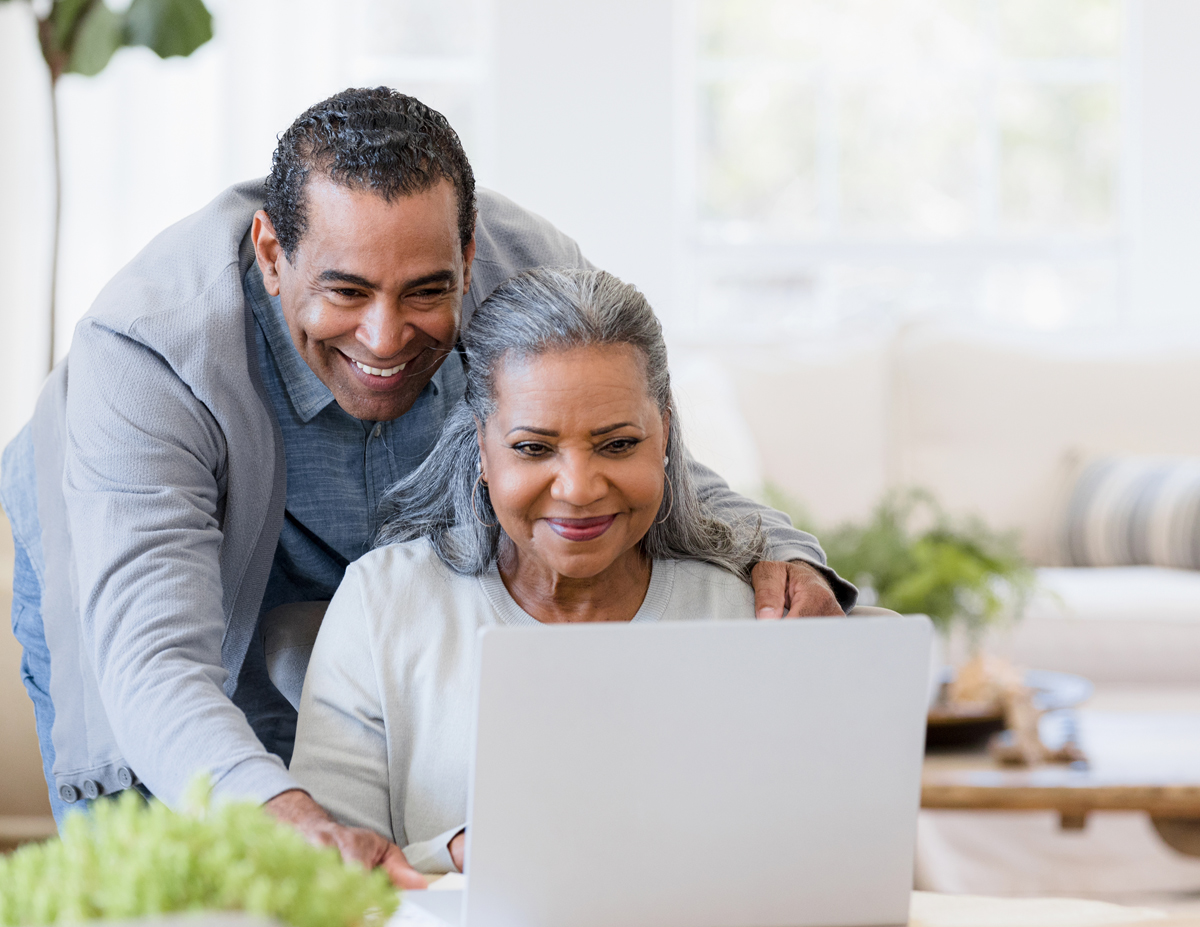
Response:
[317,270,457,290]
[317,270,378,289]
[405,270,456,289]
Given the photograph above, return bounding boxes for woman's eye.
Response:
[512,442,551,458]
[602,438,640,454]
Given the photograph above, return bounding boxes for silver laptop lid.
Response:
[461,616,932,927]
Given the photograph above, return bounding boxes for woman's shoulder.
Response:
[344,539,474,610]
[663,559,756,620]
[349,536,450,576]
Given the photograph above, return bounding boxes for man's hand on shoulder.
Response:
[751,560,845,619]
[264,789,428,889]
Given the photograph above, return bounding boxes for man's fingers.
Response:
[785,561,844,618]
[751,561,788,619]
[326,825,427,889]
[380,844,429,890]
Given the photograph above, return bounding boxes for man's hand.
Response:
[265,789,427,889]
[751,560,844,619]
[449,829,466,872]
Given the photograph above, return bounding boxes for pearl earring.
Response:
[663,456,669,466]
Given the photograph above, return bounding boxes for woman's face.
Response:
[478,344,669,581]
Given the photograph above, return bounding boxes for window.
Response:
[679,0,1129,338]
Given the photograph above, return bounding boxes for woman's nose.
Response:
[552,454,605,506]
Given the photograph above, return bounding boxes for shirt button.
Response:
[59,783,79,803]
[82,779,101,800]
[117,766,135,789]
[373,424,382,438]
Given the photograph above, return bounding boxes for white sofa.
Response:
[673,322,1200,902]
[673,322,1200,686]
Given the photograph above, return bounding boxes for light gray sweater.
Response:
[289,540,756,873]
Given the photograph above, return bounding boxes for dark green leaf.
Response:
[124,0,212,59]
[51,0,98,51]
[65,0,124,77]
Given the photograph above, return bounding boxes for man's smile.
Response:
[353,359,406,377]
[338,348,416,389]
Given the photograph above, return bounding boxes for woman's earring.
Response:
[471,471,496,528]
[655,473,675,525]
[663,456,669,467]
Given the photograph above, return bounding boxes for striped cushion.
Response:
[1065,457,1200,568]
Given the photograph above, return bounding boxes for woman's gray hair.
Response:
[375,267,765,577]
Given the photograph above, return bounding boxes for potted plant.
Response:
[767,486,1035,644]
[0,778,399,926]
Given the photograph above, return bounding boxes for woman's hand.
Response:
[449,829,466,871]
[751,560,844,618]
[265,789,428,889]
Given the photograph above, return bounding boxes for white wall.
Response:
[1129,0,1200,327]
[489,0,677,322]
[0,4,54,454]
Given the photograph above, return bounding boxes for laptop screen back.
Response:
[463,616,931,927]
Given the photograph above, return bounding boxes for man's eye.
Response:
[332,288,364,299]
[411,286,452,300]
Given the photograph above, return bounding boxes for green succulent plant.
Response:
[767,485,1035,640]
[0,777,399,926]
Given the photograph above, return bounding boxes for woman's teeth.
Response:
[354,359,406,377]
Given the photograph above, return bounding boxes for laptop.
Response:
[404,615,932,927]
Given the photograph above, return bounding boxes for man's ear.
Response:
[461,234,477,296]
[252,210,287,297]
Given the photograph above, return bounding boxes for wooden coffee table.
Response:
[921,709,1200,854]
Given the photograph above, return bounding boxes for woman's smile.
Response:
[544,515,618,542]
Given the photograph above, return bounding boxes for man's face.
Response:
[253,176,475,422]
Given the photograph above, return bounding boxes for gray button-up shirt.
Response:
[239,263,466,759]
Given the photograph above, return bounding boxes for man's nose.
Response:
[552,453,606,506]
[356,299,409,359]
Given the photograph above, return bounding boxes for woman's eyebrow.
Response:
[591,422,636,436]
[504,422,640,438]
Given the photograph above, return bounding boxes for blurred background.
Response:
[4,0,1199,439]
[3,0,1200,909]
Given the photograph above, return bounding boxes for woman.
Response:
[289,268,764,875]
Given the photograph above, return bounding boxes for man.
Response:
[0,88,854,887]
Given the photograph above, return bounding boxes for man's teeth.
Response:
[354,359,406,377]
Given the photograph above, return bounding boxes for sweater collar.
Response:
[478,559,677,627]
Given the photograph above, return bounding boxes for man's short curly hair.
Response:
[264,87,477,260]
